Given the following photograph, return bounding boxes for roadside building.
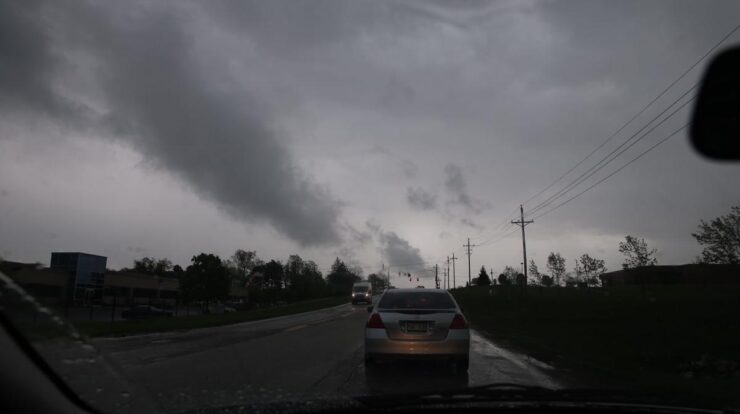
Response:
[599,264,740,287]
[50,252,107,302]
[0,261,71,304]
[1,252,249,310]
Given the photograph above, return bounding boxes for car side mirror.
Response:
[367,305,373,314]
[690,46,740,160]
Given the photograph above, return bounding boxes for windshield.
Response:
[378,291,456,310]
[1,0,740,412]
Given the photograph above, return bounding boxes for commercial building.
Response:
[50,252,107,301]
[1,252,249,309]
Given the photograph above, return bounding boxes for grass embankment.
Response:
[452,285,740,407]
[75,296,348,338]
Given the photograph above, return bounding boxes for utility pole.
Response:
[463,238,476,286]
[434,264,439,289]
[446,256,450,290]
[382,263,389,289]
[511,204,534,286]
[450,254,458,289]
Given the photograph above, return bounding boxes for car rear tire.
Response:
[452,357,469,374]
[364,354,378,368]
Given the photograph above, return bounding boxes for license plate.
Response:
[404,322,428,332]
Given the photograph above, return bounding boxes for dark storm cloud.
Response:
[0,1,84,121]
[378,231,424,268]
[3,0,740,272]
[0,1,342,246]
[406,187,437,211]
[366,222,424,267]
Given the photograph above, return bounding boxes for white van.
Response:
[351,281,373,305]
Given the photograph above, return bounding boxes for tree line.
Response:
[125,250,364,308]
[471,205,739,287]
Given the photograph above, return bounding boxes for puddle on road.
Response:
[468,330,561,389]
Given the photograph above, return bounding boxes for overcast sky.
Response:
[1,0,739,287]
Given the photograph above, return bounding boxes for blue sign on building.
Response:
[50,252,107,301]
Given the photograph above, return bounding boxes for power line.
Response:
[525,89,695,218]
[521,23,740,208]
[475,207,520,246]
[468,23,738,256]
[478,226,520,247]
[532,123,688,220]
[478,90,690,247]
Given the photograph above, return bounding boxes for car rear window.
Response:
[377,291,456,310]
[353,286,369,292]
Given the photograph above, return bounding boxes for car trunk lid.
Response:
[378,309,455,341]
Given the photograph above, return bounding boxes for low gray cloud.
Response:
[401,160,418,179]
[0,1,342,247]
[126,246,148,255]
[366,222,424,268]
[378,231,424,268]
[443,163,490,214]
[344,224,372,245]
[444,163,473,209]
[460,217,482,230]
[406,187,437,211]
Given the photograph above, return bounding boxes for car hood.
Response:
[179,386,733,414]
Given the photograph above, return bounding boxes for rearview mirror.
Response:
[690,46,740,160]
[367,305,373,313]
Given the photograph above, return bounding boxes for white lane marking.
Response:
[283,324,309,332]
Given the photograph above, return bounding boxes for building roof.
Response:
[51,252,107,259]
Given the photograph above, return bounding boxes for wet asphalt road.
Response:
[92,302,560,413]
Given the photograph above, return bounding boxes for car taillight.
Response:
[450,314,468,329]
[366,313,385,329]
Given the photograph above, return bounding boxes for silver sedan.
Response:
[364,288,470,371]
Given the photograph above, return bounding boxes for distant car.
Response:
[121,305,173,320]
[416,285,425,288]
[351,281,373,304]
[364,288,470,371]
[204,303,237,314]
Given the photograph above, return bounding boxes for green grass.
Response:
[74,296,348,338]
[452,285,740,408]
